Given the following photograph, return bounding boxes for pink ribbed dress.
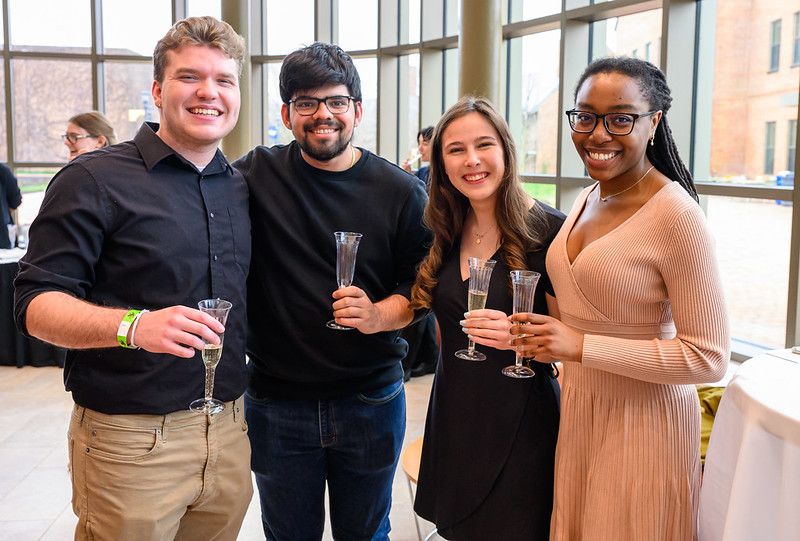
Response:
[546,182,730,541]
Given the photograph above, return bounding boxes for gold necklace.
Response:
[475,224,495,244]
[349,145,356,168]
[599,165,655,202]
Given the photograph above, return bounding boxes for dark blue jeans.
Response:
[245,379,406,541]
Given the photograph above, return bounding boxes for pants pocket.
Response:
[357,378,404,405]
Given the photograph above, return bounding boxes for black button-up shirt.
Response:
[14,123,250,414]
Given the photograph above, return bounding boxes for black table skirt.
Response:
[1,260,66,368]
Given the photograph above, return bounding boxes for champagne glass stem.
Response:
[467,338,478,355]
[204,366,216,403]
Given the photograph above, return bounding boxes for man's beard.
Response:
[298,121,351,162]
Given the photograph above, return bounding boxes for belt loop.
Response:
[79,406,86,425]
[233,396,242,423]
[160,414,169,443]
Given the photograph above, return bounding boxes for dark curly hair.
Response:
[279,42,362,103]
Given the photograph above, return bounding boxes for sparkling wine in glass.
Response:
[502,270,540,378]
[190,298,232,414]
[455,257,497,361]
[327,232,363,330]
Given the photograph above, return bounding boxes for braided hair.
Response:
[574,57,698,202]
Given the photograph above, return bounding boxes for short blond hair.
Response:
[153,16,245,84]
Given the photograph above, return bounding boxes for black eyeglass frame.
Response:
[61,133,100,144]
[288,95,355,116]
[565,109,659,136]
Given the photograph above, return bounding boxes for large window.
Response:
[765,121,776,175]
[793,12,800,66]
[770,19,781,72]
[1,0,798,359]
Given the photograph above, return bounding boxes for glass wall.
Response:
[1,0,798,359]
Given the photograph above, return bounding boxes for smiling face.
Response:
[151,44,240,166]
[440,112,505,207]
[281,83,363,170]
[571,71,661,184]
[64,122,104,161]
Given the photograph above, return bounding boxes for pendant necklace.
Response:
[475,224,495,244]
[600,165,655,202]
[349,145,356,168]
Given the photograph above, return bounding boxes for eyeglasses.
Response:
[61,133,99,144]
[289,95,354,116]
[565,109,658,136]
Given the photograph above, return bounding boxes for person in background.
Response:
[0,163,22,249]
[63,111,117,161]
[510,57,730,540]
[14,17,252,540]
[234,42,431,540]
[400,125,439,380]
[402,125,434,184]
[409,95,564,540]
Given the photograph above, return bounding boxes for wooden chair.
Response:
[400,437,438,541]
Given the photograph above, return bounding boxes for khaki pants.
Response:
[67,396,252,541]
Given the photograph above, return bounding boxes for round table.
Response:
[699,350,800,540]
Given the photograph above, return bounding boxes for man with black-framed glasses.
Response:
[234,42,431,540]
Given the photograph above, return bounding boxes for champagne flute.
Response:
[327,231,363,330]
[407,148,422,167]
[190,298,232,414]
[502,270,540,378]
[455,258,497,361]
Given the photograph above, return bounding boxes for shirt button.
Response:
[214,255,218,261]
[210,212,215,218]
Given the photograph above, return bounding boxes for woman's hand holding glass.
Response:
[460,309,518,352]
[508,313,585,364]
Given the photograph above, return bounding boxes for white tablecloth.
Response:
[0,247,25,264]
[699,351,800,540]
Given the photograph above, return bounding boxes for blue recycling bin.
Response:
[776,171,794,206]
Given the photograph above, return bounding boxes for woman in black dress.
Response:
[409,95,564,540]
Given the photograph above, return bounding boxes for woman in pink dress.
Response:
[511,57,730,540]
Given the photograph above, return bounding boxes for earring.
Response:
[649,134,655,147]
[155,100,161,108]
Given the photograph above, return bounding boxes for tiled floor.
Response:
[0,365,436,540]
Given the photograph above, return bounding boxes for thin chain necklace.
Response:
[348,145,356,168]
[599,165,655,202]
[468,208,496,244]
[474,219,496,245]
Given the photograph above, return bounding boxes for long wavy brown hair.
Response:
[409,95,550,310]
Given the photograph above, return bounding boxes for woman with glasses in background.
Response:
[62,111,116,161]
[510,57,730,540]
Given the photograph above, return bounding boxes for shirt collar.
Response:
[134,122,232,175]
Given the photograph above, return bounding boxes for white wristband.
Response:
[128,310,149,349]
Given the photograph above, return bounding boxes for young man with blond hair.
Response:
[14,17,252,540]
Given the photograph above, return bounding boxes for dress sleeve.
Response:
[581,204,730,385]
